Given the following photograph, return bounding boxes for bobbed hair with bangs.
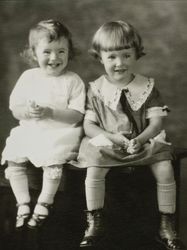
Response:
[21,19,75,66]
[89,20,146,60]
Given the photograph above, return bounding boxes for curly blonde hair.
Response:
[21,19,75,66]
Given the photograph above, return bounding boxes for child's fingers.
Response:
[29,112,41,118]
[33,105,42,111]
[28,100,42,110]
[127,146,140,154]
[28,100,37,108]
[29,105,43,113]
[28,107,44,118]
[130,139,136,146]
[132,144,139,150]
[119,131,132,136]
[122,137,130,149]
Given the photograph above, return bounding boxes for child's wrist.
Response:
[52,109,62,120]
[134,137,143,145]
[44,107,53,118]
[107,132,116,143]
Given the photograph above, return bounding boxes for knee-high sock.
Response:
[157,182,176,214]
[37,167,62,205]
[35,167,62,216]
[5,166,30,204]
[85,177,105,211]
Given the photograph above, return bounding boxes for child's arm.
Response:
[27,105,84,124]
[11,105,31,120]
[52,108,84,124]
[136,116,163,144]
[129,116,163,153]
[11,101,47,120]
[11,104,84,124]
[84,119,129,147]
[11,101,49,120]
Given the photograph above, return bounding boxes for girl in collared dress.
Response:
[75,21,185,250]
[1,20,85,229]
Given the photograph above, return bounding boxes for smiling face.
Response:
[34,36,69,76]
[100,48,137,86]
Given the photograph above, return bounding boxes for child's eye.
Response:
[59,50,65,54]
[123,54,131,59]
[108,55,115,59]
[43,51,50,55]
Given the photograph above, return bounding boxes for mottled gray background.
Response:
[0,0,187,245]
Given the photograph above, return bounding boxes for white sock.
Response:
[5,166,31,215]
[157,182,176,214]
[35,166,62,215]
[85,177,105,211]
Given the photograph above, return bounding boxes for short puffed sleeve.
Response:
[84,86,98,123]
[145,87,169,119]
[67,74,86,114]
[9,70,32,110]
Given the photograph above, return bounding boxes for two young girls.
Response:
[1,18,185,250]
[1,19,85,229]
[74,21,185,250]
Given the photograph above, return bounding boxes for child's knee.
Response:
[151,160,174,182]
[5,162,27,180]
[43,165,63,180]
[86,167,110,179]
[85,176,105,188]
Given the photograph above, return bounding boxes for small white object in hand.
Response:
[28,100,40,108]
[127,139,136,154]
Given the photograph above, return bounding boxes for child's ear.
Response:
[99,57,103,64]
[31,49,38,61]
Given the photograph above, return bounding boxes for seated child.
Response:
[73,20,185,250]
[1,19,85,229]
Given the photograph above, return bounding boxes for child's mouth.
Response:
[114,69,126,74]
[48,63,61,69]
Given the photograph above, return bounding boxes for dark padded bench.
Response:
[0,147,187,250]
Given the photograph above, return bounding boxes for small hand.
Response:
[27,101,43,119]
[27,101,52,119]
[111,132,130,148]
[127,138,142,154]
[39,106,53,119]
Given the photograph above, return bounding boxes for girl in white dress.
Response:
[1,19,85,229]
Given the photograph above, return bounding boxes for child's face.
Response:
[100,48,137,85]
[34,36,69,76]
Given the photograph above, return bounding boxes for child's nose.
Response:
[116,57,123,66]
[50,52,58,60]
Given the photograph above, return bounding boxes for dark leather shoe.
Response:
[156,213,186,250]
[157,235,186,250]
[80,209,105,248]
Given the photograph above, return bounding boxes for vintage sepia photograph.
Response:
[0,0,187,249]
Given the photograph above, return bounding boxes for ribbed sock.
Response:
[157,181,176,214]
[85,177,105,211]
